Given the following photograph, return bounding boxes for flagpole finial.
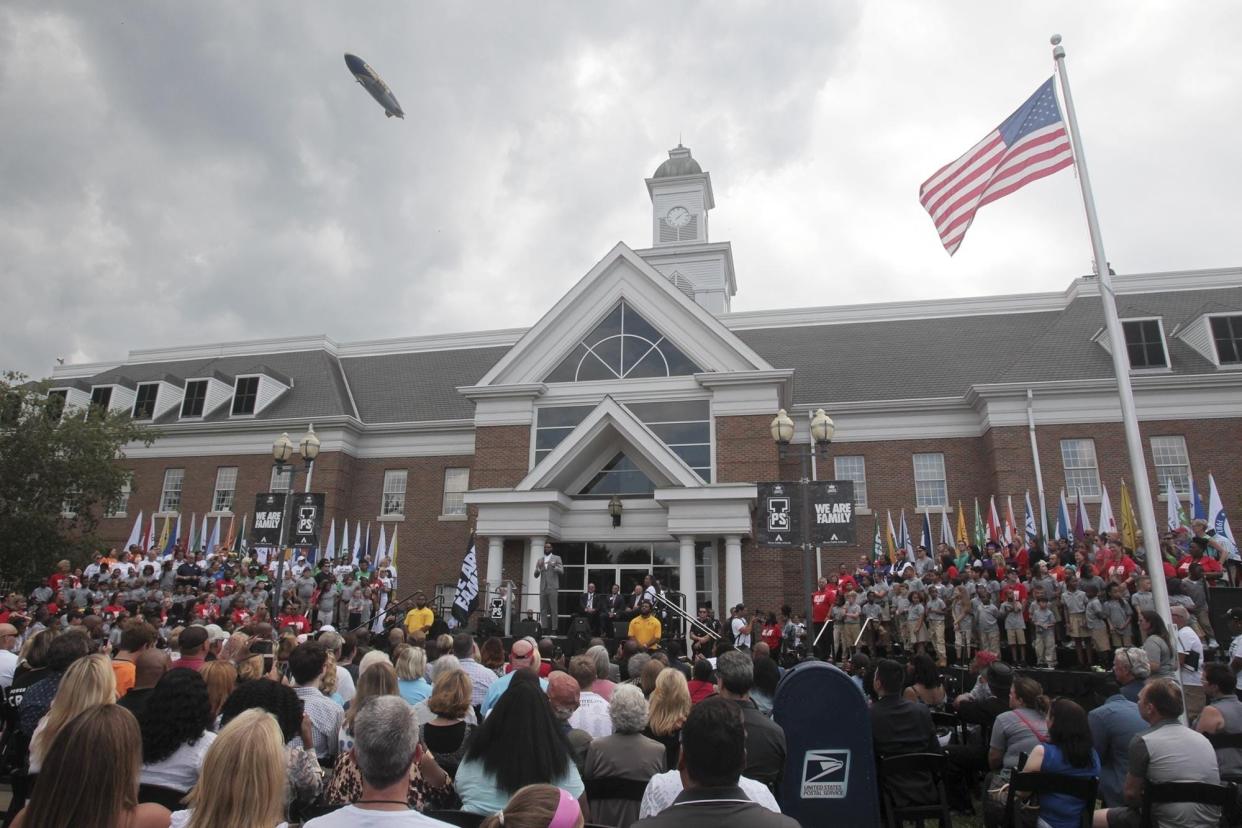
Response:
[1050,33,1065,58]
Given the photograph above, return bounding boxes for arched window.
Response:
[544,301,702,383]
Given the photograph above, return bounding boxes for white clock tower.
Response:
[640,144,736,314]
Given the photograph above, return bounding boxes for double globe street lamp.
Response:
[269,424,320,618]
[770,407,835,637]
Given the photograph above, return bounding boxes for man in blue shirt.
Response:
[481,637,547,715]
[1087,675,1148,807]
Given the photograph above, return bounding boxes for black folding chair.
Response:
[1141,780,1239,828]
[1003,771,1098,828]
[1205,731,1242,750]
[423,811,486,828]
[931,710,965,745]
[136,783,188,811]
[878,752,952,828]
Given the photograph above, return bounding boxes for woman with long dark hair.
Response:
[903,652,946,708]
[13,705,171,828]
[137,669,216,793]
[1018,699,1100,828]
[1139,610,1176,678]
[456,675,585,815]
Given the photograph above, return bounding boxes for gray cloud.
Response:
[1,2,1237,377]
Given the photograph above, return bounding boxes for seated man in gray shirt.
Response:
[1093,677,1220,828]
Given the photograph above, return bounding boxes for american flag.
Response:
[920,77,1073,255]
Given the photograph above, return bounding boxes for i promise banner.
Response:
[758,481,856,547]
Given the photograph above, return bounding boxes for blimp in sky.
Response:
[344,53,404,119]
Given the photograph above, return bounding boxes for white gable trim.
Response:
[516,396,703,493]
[475,243,773,389]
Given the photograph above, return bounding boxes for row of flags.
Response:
[870,472,1234,564]
[122,510,246,560]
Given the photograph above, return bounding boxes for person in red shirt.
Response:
[48,560,72,593]
[759,612,783,653]
[277,601,311,635]
[836,565,857,592]
[1178,538,1224,581]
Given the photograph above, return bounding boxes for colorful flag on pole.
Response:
[873,517,885,562]
[919,77,1073,256]
[1098,484,1117,537]
[1190,472,1206,521]
[973,498,986,548]
[1120,480,1138,552]
[207,516,221,557]
[385,527,398,575]
[224,514,237,552]
[157,516,171,554]
[886,510,899,565]
[143,513,155,553]
[920,512,932,553]
[162,513,180,559]
[940,503,955,548]
[1073,488,1091,540]
[124,510,144,552]
[987,496,1002,543]
[452,533,480,625]
[1004,496,1017,546]
[185,513,196,555]
[1166,478,1181,532]
[197,514,209,555]
[899,510,915,562]
[1024,491,1038,548]
[374,525,387,570]
[236,513,247,554]
[956,502,969,546]
[1056,489,1071,541]
[324,518,336,560]
[1208,473,1234,540]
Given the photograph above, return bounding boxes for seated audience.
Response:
[714,650,786,787]
[547,670,592,773]
[1088,675,1148,807]
[1195,662,1242,782]
[567,655,612,738]
[1019,699,1100,828]
[197,660,236,729]
[218,678,324,812]
[457,675,585,815]
[481,638,548,715]
[631,697,798,827]
[119,649,171,719]
[289,640,344,762]
[686,659,716,704]
[644,667,691,770]
[170,708,288,828]
[1092,678,1221,828]
[585,644,617,701]
[869,658,941,810]
[903,653,947,708]
[418,668,476,775]
[28,652,116,775]
[13,705,171,828]
[1111,647,1150,703]
[481,784,586,828]
[584,684,667,828]
[138,668,216,793]
[749,655,781,716]
[989,676,1049,771]
[305,696,458,827]
[340,660,398,755]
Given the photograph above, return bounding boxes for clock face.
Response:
[665,206,691,228]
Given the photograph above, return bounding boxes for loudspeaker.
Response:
[612,621,630,639]
[513,620,541,639]
[568,617,592,655]
[1207,586,1242,645]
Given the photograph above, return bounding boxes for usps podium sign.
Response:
[774,661,879,825]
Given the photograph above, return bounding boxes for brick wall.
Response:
[472,425,532,585]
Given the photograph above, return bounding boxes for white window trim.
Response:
[229,374,261,419]
[1120,316,1172,373]
[179,378,210,420]
[160,469,185,514]
[441,467,470,518]
[377,514,406,522]
[131,382,160,420]
[381,469,408,518]
[911,452,949,509]
[1208,313,1242,369]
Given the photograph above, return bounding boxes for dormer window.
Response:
[1210,315,1242,365]
[132,383,159,420]
[181,380,208,417]
[90,386,113,410]
[1121,319,1168,369]
[231,377,260,416]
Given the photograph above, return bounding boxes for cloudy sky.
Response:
[2,2,1239,377]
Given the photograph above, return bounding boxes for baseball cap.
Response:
[179,625,209,651]
[203,624,229,643]
[510,639,535,664]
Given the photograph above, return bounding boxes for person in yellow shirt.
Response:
[403,591,434,636]
[628,600,662,650]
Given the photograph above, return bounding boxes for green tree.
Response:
[0,371,157,582]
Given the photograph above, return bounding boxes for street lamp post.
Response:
[269,425,320,620]
[770,408,835,637]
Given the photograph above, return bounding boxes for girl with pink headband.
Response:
[480,784,584,828]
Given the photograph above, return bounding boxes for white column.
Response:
[724,534,743,612]
[678,535,697,636]
[486,536,504,595]
[523,536,544,615]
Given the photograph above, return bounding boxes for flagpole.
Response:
[1051,34,1174,639]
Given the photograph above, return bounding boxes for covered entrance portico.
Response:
[466,397,755,634]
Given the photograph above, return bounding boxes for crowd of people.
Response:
[0,520,1240,827]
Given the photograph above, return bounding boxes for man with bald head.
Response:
[118,648,170,718]
[0,623,18,690]
[547,669,591,773]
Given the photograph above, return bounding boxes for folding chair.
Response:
[878,752,952,828]
[1003,771,1098,828]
